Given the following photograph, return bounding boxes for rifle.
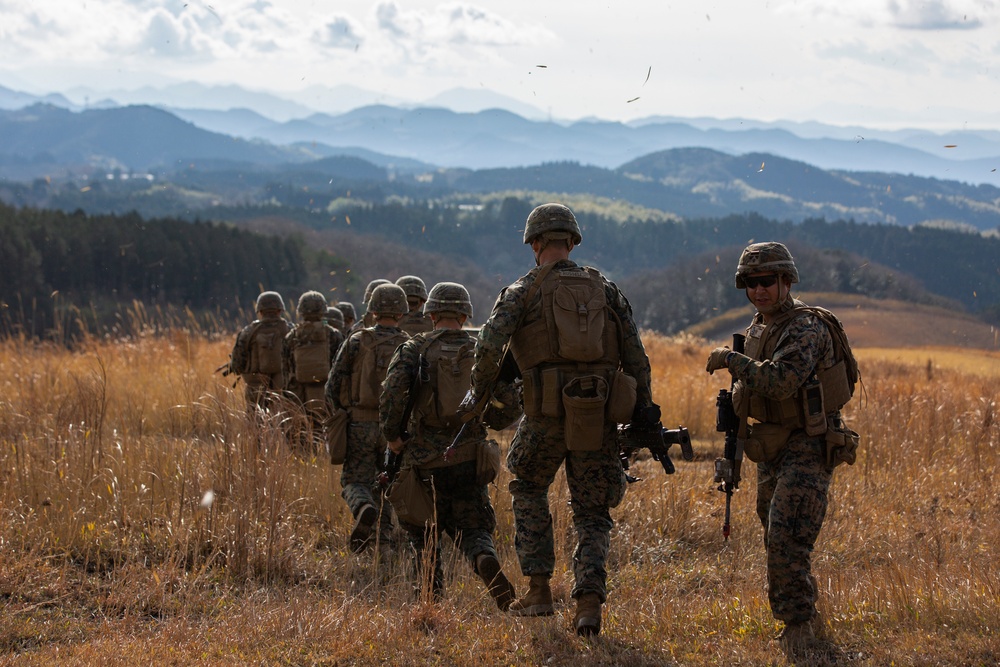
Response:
[215,362,231,377]
[713,333,746,541]
[618,423,693,482]
[377,351,428,489]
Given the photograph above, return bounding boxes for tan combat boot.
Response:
[507,574,554,616]
[574,593,602,636]
[475,554,517,611]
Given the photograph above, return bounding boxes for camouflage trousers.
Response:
[756,429,832,624]
[507,415,627,603]
[402,460,499,594]
[341,420,394,534]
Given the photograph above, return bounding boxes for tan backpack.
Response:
[291,321,331,383]
[414,330,476,430]
[352,328,409,409]
[250,319,287,375]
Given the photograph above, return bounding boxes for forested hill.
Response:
[0,204,309,337]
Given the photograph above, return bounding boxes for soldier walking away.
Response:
[227,291,291,414]
[352,279,392,332]
[469,203,656,636]
[395,275,434,336]
[324,305,345,333]
[381,282,516,609]
[706,242,859,656]
[282,292,344,454]
[336,301,357,334]
[326,284,410,553]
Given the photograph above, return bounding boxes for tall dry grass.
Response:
[0,326,997,665]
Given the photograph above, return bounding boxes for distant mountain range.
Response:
[2,83,1000,232]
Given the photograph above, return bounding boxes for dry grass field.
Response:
[0,325,998,666]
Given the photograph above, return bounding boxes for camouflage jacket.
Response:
[380,328,482,466]
[472,258,653,409]
[281,321,344,387]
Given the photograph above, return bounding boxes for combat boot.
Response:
[349,504,377,553]
[574,593,602,636]
[475,554,517,611]
[507,574,554,616]
[778,620,816,653]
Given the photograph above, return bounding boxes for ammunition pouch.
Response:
[825,418,859,467]
[327,407,349,465]
[387,465,435,526]
[563,375,608,451]
[607,369,637,424]
[744,422,792,463]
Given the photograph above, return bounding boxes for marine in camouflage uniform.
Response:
[336,302,356,334]
[380,282,516,609]
[470,203,654,636]
[395,275,434,337]
[326,284,409,552]
[351,279,391,333]
[228,291,291,414]
[706,242,844,651]
[281,292,345,453]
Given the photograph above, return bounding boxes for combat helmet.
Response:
[735,242,799,288]
[523,203,583,245]
[368,284,408,317]
[325,306,345,329]
[424,282,473,319]
[296,290,328,319]
[395,275,428,301]
[336,301,356,322]
[363,279,392,309]
[255,291,285,313]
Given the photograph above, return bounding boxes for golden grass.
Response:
[0,331,998,665]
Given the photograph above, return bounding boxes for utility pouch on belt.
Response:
[563,375,608,451]
[476,438,502,485]
[541,367,564,418]
[802,376,827,436]
[327,407,349,465]
[387,466,435,526]
[744,422,792,463]
[606,369,637,424]
[521,367,542,417]
[825,419,860,467]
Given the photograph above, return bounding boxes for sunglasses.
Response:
[744,274,779,289]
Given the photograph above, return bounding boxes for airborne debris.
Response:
[944,144,957,148]
[536,65,548,68]
[758,161,765,172]
[643,66,651,85]
[626,97,640,103]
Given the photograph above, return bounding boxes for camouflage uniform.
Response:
[326,322,408,544]
[229,311,291,413]
[471,258,653,603]
[381,328,500,595]
[727,295,836,625]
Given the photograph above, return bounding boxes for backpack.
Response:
[250,319,288,375]
[414,330,475,429]
[550,266,608,361]
[291,321,331,384]
[798,305,860,409]
[352,328,409,409]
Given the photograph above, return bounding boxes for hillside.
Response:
[686,293,1000,349]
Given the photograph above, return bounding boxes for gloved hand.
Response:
[457,389,481,423]
[706,346,733,374]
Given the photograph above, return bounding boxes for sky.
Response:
[2,0,1000,130]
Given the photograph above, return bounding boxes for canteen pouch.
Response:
[825,420,860,467]
[476,438,502,485]
[562,375,608,451]
[327,407,349,465]
[606,369,637,424]
[387,466,435,526]
[744,422,792,463]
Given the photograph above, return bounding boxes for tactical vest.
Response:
[245,318,289,386]
[744,300,854,429]
[399,311,434,337]
[510,264,621,372]
[291,321,331,384]
[347,327,409,420]
[413,329,475,431]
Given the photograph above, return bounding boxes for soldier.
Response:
[353,279,392,332]
[469,203,655,636]
[381,282,517,609]
[706,242,854,652]
[395,275,434,336]
[282,292,344,453]
[228,291,291,413]
[325,305,345,333]
[336,301,357,334]
[326,284,410,552]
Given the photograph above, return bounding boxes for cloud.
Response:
[317,16,364,50]
[776,0,996,30]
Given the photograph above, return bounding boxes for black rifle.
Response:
[378,352,428,488]
[713,333,746,540]
[618,409,694,484]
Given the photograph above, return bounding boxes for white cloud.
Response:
[776,0,997,29]
[316,16,364,50]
